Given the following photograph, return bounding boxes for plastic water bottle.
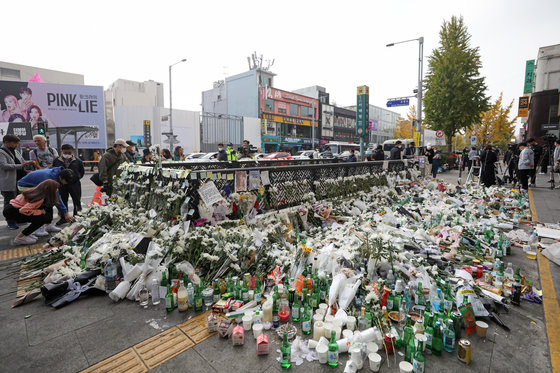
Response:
[186,282,194,307]
[151,278,160,305]
[104,259,117,293]
[529,232,539,251]
[504,263,514,281]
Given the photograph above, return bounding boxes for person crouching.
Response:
[4,179,60,245]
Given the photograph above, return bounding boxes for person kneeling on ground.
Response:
[18,166,74,236]
[4,179,60,245]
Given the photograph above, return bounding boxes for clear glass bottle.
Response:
[358,306,368,331]
[504,262,514,280]
[139,283,149,308]
[178,279,188,312]
[186,282,194,307]
[151,278,160,305]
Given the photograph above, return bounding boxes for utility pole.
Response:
[312,100,315,150]
[168,58,187,151]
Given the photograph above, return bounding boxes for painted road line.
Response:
[529,189,560,373]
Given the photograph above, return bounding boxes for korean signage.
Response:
[523,60,535,94]
[260,86,318,121]
[263,113,316,127]
[356,85,369,137]
[518,96,529,117]
[143,120,151,147]
[0,80,106,148]
[322,104,334,129]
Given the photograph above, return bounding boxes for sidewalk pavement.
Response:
[0,169,557,372]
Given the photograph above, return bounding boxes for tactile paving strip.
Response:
[0,243,45,261]
[81,348,147,373]
[133,327,195,369]
[178,311,219,344]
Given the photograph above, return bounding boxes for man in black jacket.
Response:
[527,138,542,186]
[390,141,403,160]
[217,143,227,161]
[124,140,137,163]
[53,144,85,219]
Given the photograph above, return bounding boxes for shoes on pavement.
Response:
[555,185,560,189]
[13,235,37,245]
[45,224,62,233]
[55,218,66,226]
[539,172,545,175]
[33,226,49,237]
[28,234,38,240]
[8,223,19,230]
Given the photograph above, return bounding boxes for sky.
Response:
[5,0,560,124]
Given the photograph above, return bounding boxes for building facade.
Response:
[260,86,319,152]
[0,61,84,85]
[526,44,560,140]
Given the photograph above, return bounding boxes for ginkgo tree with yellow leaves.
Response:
[473,93,517,148]
[393,106,426,139]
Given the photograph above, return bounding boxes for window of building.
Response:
[290,104,299,116]
[278,108,287,114]
[265,99,274,112]
[300,106,314,118]
[266,122,277,136]
[0,67,21,80]
[296,125,311,138]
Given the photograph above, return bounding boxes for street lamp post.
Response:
[386,37,424,143]
[168,58,187,151]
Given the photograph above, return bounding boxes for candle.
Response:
[313,314,323,323]
[278,310,290,322]
[323,322,333,340]
[262,299,273,323]
[313,321,324,341]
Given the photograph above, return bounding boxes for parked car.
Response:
[185,152,206,160]
[264,152,292,166]
[292,150,315,160]
[193,152,218,162]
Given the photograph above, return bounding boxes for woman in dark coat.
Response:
[479,145,498,187]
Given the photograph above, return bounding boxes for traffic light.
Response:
[37,122,46,136]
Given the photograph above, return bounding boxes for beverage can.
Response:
[384,333,395,354]
[457,338,472,364]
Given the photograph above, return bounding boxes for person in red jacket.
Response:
[3,179,59,245]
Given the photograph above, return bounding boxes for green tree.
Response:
[423,16,489,151]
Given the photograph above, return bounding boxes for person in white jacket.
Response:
[517,142,534,192]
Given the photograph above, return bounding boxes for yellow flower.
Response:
[302,245,312,255]
[240,195,247,201]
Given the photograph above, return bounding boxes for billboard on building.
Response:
[0,80,106,148]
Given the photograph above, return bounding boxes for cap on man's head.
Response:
[61,144,74,150]
[228,142,233,146]
[126,140,135,147]
[143,148,151,156]
[114,139,127,147]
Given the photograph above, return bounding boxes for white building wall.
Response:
[106,79,164,107]
[114,106,200,154]
[243,117,262,150]
[0,61,84,84]
[535,44,560,92]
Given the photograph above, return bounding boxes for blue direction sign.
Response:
[386,98,410,107]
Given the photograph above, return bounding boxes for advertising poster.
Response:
[0,80,106,149]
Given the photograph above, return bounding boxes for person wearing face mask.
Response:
[53,144,84,218]
[124,140,137,163]
[0,134,34,229]
[226,143,238,162]
[424,144,434,177]
[217,143,227,161]
[98,139,127,197]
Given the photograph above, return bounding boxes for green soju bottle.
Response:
[280,331,291,369]
[405,331,416,363]
[403,314,414,346]
[412,340,425,373]
[301,302,311,335]
[165,284,174,312]
[327,330,339,367]
[213,279,221,303]
[272,285,280,313]
[194,284,203,312]
[432,321,443,356]
[292,294,301,322]
[415,282,424,306]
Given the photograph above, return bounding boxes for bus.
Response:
[323,142,361,157]
[382,138,415,158]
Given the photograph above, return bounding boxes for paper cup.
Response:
[313,313,324,323]
[476,320,489,338]
[324,314,335,323]
[316,309,326,318]
[252,323,263,339]
[317,344,328,364]
[343,329,354,339]
[399,361,413,373]
[359,327,376,343]
[323,322,334,339]
[333,319,343,329]
[319,303,328,311]
[333,326,342,340]
[242,315,252,330]
[366,342,378,354]
[308,339,318,349]
[368,352,382,372]
[346,316,357,331]
[350,346,363,369]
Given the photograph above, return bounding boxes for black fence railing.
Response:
[120,159,416,221]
